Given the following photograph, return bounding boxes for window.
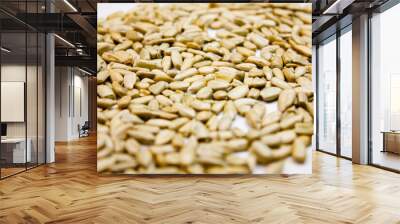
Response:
[370,3,400,171]
[0,1,46,179]
[317,36,337,154]
[339,27,352,158]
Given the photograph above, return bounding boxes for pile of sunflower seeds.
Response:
[97,3,313,174]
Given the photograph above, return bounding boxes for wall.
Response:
[88,77,97,132]
[55,66,69,141]
[55,66,89,141]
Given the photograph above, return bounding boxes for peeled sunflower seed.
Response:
[175,103,196,118]
[260,87,282,101]
[149,81,168,95]
[196,86,213,99]
[191,100,211,111]
[251,141,273,163]
[117,95,131,109]
[228,85,249,100]
[155,130,176,145]
[123,73,137,89]
[98,85,115,99]
[294,122,313,135]
[249,33,269,48]
[146,119,172,128]
[213,90,228,100]
[262,111,282,126]
[169,81,190,90]
[278,89,296,112]
[199,66,216,74]
[292,136,309,163]
[207,79,230,90]
[97,70,110,84]
[171,50,182,69]
[271,77,292,89]
[196,111,213,121]
[175,68,198,81]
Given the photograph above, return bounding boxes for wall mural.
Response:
[97,3,313,174]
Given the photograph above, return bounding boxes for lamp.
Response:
[1,47,11,53]
[63,0,78,12]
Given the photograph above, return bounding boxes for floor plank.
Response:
[0,135,399,224]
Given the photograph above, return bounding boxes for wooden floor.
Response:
[0,135,400,224]
[0,167,26,178]
[373,150,400,171]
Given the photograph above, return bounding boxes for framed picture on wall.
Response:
[1,81,25,122]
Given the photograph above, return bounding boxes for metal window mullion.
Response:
[367,11,373,165]
[315,45,320,151]
[68,68,71,118]
[25,1,28,171]
[336,26,341,157]
[73,68,75,118]
[36,0,39,167]
[44,31,47,164]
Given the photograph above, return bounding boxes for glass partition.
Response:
[0,30,28,177]
[0,1,46,179]
[371,3,400,171]
[339,27,352,158]
[38,32,45,165]
[27,30,38,169]
[317,35,337,154]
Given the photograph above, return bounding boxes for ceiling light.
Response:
[323,0,343,14]
[323,0,355,15]
[63,0,78,12]
[1,47,11,53]
[78,67,92,76]
[76,48,85,55]
[54,34,75,48]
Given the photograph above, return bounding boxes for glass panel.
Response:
[26,0,39,169]
[1,31,27,177]
[27,31,38,168]
[0,0,46,178]
[371,4,400,171]
[339,28,352,158]
[317,36,337,154]
[38,32,45,165]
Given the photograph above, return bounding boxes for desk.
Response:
[1,138,31,163]
[381,131,400,155]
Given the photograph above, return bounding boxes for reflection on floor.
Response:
[0,167,25,177]
[373,150,400,171]
[0,163,42,178]
[0,135,400,223]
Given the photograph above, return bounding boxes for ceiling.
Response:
[0,0,98,73]
[1,0,395,71]
[312,0,391,44]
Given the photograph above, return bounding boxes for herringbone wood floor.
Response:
[0,135,399,224]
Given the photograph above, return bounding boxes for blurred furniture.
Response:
[381,131,400,154]
[78,121,90,138]
[0,138,32,165]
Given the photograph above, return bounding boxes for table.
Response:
[1,138,32,163]
[381,131,400,154]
